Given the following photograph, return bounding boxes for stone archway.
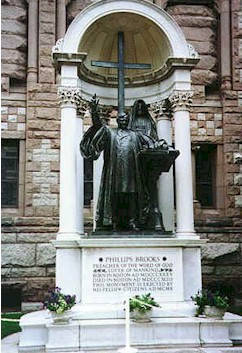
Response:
[53,0,199,241]
[53,0,199,298]
[63,0,189,55]
[60,0,195,106]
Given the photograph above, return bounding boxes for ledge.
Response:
[77,56,199,88]
[52,237,207,249]
[52,52,199,88]
[52,52,87,72]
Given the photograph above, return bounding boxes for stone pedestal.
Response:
[19,239,242,352]
[53,237,204,310]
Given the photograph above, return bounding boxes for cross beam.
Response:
[91,31,152,115]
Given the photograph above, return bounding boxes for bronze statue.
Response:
[80,95,179,233]
[81,95,153,231]
[129,99,158,140]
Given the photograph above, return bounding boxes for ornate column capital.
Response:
[169,91,193,112]
[150,98,172,121]
[57,86,82,107]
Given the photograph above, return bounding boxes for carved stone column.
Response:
[27,0,38,82]
[169,91,197,238]
[151,99,174,232]
[55,86,83,301]
[57,86,84,239]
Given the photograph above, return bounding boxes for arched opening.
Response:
[56,0,196,106]
[54,0,199,244]
[78,12,172,87]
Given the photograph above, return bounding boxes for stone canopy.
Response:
[53,0,199,106]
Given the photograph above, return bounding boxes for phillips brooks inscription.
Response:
[93,255,173,293]
[82,248,183,303]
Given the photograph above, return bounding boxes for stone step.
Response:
[2,333,242,353]
[19,311,242,353]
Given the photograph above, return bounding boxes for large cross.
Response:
[91,31,152,115]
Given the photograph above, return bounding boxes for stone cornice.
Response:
[169,91,193,112]
[52,237,206,249]
[77,56,199,89]
[52,50,87,72]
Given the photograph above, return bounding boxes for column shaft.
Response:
[76,115,84,234]
[57,83,84,240]
[174,109,195,236]
[55,69,84,301]
[57,0,66,39]
[220,0,231,87]
[170,91,197,238]
[59,103,80,237]
[27,0,38,82]
[157,116,174,232]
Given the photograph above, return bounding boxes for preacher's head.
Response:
[117,113,129,129]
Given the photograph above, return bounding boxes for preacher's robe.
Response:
[80,124,152,228]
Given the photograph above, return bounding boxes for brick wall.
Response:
[228,0,242,221]
[1,106,26,133]
[25,84,60,218]
[167,4,218,101]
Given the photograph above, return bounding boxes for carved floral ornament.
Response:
[57,86,83,106]
[150,91,193,119]
[57,87,112,119]
[169,91,193,112]
[150,99,172,120]
[57,87,193,117]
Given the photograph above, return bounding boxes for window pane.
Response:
[1,140,19,207]
[196,144,216,207]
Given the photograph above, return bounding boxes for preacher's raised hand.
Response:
[89,94,102,126]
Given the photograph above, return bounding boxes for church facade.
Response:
[1,0,242,308]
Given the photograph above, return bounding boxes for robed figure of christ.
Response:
[129,99,158,140]
[80,95,158,232]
